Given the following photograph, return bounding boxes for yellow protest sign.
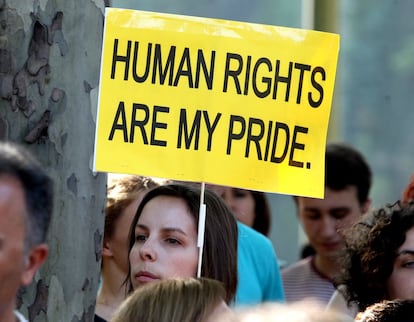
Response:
[94,8,340,198]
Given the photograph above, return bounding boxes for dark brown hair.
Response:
[355,299,414,322]
[127,184,238,303]
[105,175,161,240]
[251,190,271,236]
[335,201,414,311]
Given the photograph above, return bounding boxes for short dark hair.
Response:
[335,201,414,311]
[325,142,372,204]
[127,184,238,303]
[0,141,53,249]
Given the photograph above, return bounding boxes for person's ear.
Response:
[402,174,414,203]
[361,198,371,214]
[21,244,48,286]
[102,239,113,257]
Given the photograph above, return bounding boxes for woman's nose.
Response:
[138,239,157,261]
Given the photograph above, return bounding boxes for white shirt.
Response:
[327,287,359,318]
[14,311,28,322]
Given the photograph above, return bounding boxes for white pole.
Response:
[197,182,206,278]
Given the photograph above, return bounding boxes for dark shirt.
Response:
[94,314,107,322]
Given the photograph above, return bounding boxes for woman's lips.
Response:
[135,271,159,283]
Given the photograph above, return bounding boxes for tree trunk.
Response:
[0,1,107,321]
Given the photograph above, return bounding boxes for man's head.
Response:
[0,142,53,317]
[295,143,372,263]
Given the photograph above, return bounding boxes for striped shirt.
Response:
[281,256,335,305]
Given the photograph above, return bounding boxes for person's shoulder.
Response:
[237,221,272,246]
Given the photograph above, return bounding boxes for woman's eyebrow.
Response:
[135,224,148,230]
[161,227,188,236]
[397,249,414,256]
[136,224,188,236]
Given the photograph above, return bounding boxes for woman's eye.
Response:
[234,189,248,198]
[165,238,181,245]
[402,261,414,268]
[135,234,147,242]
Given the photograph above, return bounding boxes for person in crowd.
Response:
[218,301,353,322]
[235,220,285,305]
[110,277,231,322]
[402,173,414,203]
[0,141,53,322]
[220,187,271,236]
[126,183,238,303]
[95,174,165,322]
[282,142,372,304]
[329,201,414,317]
[208,184,285,306]
[354,299,414,322]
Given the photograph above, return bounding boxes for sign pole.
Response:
[197,182,206,278]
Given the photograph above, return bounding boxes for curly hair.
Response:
[355,299,414,322]
[334,201,414,311]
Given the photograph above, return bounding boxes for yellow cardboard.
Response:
[94,8,340,197]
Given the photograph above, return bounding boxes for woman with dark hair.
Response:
[329,201,414,316]
[95,174,163,322]
[208,184,284,305]
[127,184,238,303]
[220,187,271,236]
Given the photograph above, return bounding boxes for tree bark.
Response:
[0,1,106,321]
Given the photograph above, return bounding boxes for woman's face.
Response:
[387,226,414,300]
[221,187,255,227]
[129,195,199,289]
